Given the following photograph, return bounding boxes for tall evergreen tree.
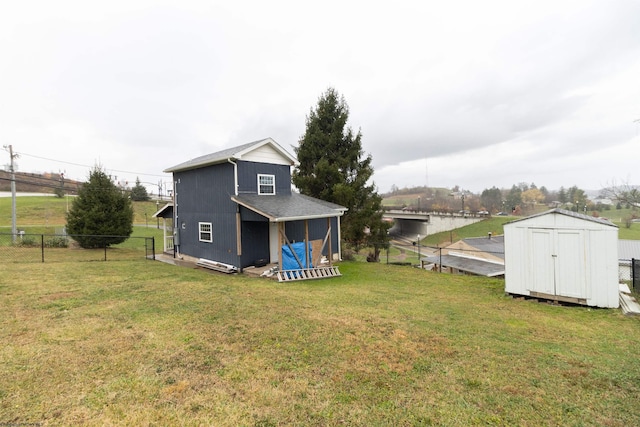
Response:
[130,177,150,201]
[66,167,134,248]
[293,88,390,260]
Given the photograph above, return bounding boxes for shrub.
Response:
[341,248,355,261]
[15,236,38,247]
[44,237,69,248]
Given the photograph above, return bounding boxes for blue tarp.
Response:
[282,242,312,270]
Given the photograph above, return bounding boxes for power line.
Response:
[16,151,169,178]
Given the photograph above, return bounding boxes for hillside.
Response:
[0,170,82,195]
[0,196,162,229]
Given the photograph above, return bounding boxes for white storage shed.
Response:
[504,209,619,308]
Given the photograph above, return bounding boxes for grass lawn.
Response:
[0,196,164,228]
[1,260,639,426]
[420,211,640,246]
[421,216,515,247]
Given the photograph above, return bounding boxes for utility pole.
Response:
[3,145,18,243]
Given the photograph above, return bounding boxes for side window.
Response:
[258,174,275,195]
[199,222,212,242]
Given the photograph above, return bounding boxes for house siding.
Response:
[236,161,291,195]
[240,220,270,268]
[174,163,240,266]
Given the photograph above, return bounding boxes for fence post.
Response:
[41,234,45,263]
[439,247,442,273]
[104,245,107,261]
[152,237,155,260]
[633,258,637,292]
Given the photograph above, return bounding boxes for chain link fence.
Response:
[620,258,640,291]
[0,233,155,263]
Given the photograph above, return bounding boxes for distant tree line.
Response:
[383,181,625,217]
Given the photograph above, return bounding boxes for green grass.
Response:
[0,196,164,228]
[420,211,640,246]
[1,260,639,426]
[421,216,515,247]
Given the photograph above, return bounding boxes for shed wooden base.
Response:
[508,292,587,306]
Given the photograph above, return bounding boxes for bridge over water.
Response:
[383,210,485,237]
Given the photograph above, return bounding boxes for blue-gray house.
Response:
[156,138,346,274]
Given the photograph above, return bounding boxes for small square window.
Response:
[199,222,212,242]
[258,174,275,195]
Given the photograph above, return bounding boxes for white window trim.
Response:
[198,222,213,243]
[257,174,275,195]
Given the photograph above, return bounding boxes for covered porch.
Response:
[232,193,346,281]
[151,202,175,255]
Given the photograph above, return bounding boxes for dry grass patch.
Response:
[1,260,639,426]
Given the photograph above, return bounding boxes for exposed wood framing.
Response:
[304,220,310,268]
[278,225,305,269]
[326,217,332,265]
[236,212,242,256]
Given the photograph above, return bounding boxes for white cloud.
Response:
[1,0,639,194]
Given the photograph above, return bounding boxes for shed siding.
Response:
[505,211,618,308]
[174,163,239,266]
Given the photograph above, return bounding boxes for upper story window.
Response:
[258,174,275,195]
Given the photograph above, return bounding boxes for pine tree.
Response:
[66,167,134,248]
[293,88,390,260]
[130,177,150,201]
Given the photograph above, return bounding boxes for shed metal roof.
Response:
[459,235,505,260]
[505,208,617,228]
[619,239,640,260]
[424,254,505,277]
[232,193,347,222]
[164,138,297,173]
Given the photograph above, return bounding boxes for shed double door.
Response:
[528,228,586,298]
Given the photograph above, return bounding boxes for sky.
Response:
[1,0,639,195]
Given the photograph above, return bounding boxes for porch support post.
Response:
[236,212,242,256]
[279,224,305,269]
[278,222,283,270]
[336,216,342,261]
[304,219,309,268]
[327,217,333,266]
[162,218,167,252]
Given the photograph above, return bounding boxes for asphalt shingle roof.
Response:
[164,138,296,173]
[232,193,347,222]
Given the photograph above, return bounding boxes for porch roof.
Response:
[232,193,347,222]
[152,202,174,219]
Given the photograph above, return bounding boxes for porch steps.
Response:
[277,266,341,282]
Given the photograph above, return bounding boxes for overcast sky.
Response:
[1,0,639,195]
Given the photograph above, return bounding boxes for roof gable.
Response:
[504,208,617,229]
[164,138,297,173]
